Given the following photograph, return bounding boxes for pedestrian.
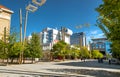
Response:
[109,58,111,64]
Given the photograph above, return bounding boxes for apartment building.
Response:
[41,27,73,51]
[0,5,13,40]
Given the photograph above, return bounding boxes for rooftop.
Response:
[0,5,9,10]
[91,38,107,41]
[0,5,13,13]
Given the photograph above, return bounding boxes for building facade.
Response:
[70,32,86,47]
[27,27,73,51]
[61,27,73,44]
[0,5,13,40]
[90,38,111,55]
[41,27,59,50]
[41,27,73,51]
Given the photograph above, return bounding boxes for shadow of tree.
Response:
[0,69,76,77]
[55,60,120,69]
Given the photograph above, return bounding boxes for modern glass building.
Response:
[70,32,86,47]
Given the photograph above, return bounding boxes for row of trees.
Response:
[51,41,103,61]
[0,29,104,64]
[96,0,120,59]
[0,29,42,64]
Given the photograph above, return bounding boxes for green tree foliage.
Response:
[52,40,70,60]
[23,42,32,58]
[29,33,42,58]
[92,50,103,58]
[0,40,7,59]
[0,27,43,64]
[9,42,23,58]
[80,47,90,58]
[70,47,80,59]
[7,30,20,59]
[0,27,23,63]
[96,0,120,58]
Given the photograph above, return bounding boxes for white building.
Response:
[41,27,59,50]
[42,27,73,51]
[27,27,73,51]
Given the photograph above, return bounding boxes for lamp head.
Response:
[26,4,38,12]
[32,0,46,6]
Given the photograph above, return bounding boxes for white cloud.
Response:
[97,33,104,37]
[90,30,98,35]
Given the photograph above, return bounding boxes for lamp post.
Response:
[19,9,22,43]
[24,0,46,42]
[19,0,46,64]
[19,9,22,64]
[23,4,38,42]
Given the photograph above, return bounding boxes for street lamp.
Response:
[19,0,46,64]
[23,4,38,42]
[32,0,46,6]
[23,0,46,42]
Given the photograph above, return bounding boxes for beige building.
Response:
[0,5,13,40]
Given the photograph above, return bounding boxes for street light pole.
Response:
[23,10,28,42]
[19,8,23,64]
[19,9,22,43]
[21,0,46,64]
[23,0,47,42]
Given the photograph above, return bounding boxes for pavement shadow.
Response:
[55,60,120,70]
[0,69,73,77]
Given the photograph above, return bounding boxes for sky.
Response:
[0,0,105,43]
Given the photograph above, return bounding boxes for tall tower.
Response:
[70,32,86,47]
[0,5,13,40]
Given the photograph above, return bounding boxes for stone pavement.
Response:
[0,59,120,77]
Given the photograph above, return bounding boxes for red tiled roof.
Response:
[0,5,9,10]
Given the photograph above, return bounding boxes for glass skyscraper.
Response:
[70,32,86,47]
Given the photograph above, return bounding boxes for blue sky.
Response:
[0,0,104,43]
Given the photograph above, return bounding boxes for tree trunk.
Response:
[6,58,9,65]
[32,57,34,63]
[63,56,65,61]
[11,58,14,63]
[23,57,25,64]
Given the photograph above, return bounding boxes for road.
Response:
[0,59,120,77]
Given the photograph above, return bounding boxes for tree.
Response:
[7,27,22,63]
[23,41,32,58]
[9,42,24,63]
[92,50,103,59]
[29,33,42,63]
[0,27,19,63]
[80,47,90,59]
[70,46,80,59]
[0,40,7,59]
[96,0,120,59]
[52,40,69,60]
